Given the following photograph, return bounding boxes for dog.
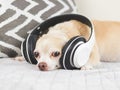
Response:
[33,20,120,71]
[16,20,120,71]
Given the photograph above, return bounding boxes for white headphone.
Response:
[21,14,95,70]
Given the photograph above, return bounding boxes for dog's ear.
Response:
[79,25,91,41]
[71,20,91,41]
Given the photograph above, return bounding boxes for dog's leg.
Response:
[81,43,100,70]
[14,56,25,61]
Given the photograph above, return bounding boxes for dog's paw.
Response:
[81,65,93,70]
[14,56,25,61]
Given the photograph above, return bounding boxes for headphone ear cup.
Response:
[73,43,91,68]
[59,36,86,70]
[27,34,38,64]
[21,39,29,63]
[21,34,38,64]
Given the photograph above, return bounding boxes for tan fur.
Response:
[93,20,120,62]
[16,20,120,70]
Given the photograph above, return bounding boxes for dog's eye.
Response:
[33,52,40,58]
[51,51,60,57]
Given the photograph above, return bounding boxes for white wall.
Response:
[75,0,120,21]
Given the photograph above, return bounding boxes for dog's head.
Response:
[33,20,90,71]
[34,33,68,71]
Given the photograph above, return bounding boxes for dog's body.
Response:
[17,20,120,71]
[93,20,120,62]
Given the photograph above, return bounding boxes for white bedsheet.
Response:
[0,58,120,90]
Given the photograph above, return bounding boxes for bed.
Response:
[0,58,120,90]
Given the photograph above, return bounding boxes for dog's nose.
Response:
[38,62,48,71]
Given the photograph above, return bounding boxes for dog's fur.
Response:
[16,20,120,71]
[33,20,120,71]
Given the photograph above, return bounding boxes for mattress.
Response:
[0,58,120,90]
